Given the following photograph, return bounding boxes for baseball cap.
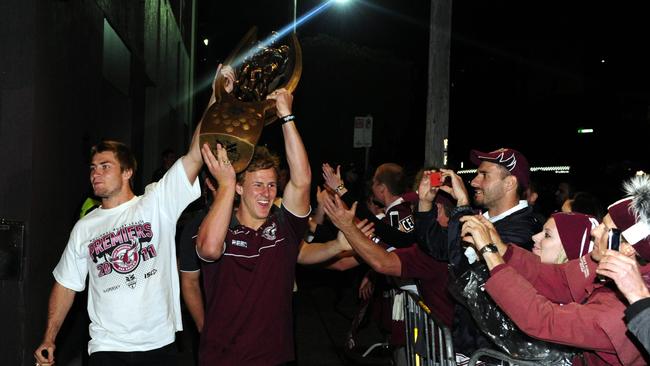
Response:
[470,148,530,189]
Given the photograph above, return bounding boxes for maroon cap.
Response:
[608,197,650,260]
[552,212,598,260]
[470,148,530,189]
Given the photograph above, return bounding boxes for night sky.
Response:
[195,0,650,202]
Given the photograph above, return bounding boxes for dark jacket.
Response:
[626,296,650,356]
[418,204,541,355]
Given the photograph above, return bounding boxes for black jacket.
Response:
[415,203,542,355]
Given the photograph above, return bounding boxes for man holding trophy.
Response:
[196,85,311,365]
[194,30,311,365]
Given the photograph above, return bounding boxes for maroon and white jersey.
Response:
[199,205,309,366]
[382,197,415,234]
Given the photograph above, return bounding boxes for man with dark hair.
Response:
[33,66,234,366]
[370,163,414,235]
[466,148,540,250]
[323,163,416,247]
[322,171,456,327]
[412,148,542,355]
[195,87,311,365]
[91,140,138,186]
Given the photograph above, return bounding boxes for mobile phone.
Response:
[389,211,400,229]
[608,228,621,251]
[429,172,443,187]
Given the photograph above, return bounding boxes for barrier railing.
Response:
[403,292,456,366]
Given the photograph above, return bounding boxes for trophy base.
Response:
[199,133,256,174]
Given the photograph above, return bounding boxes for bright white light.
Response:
[637,170,646,176]
[334,0,351,4]
[457,166,572,175]
[203,38,209,46]
[601,59,605,63]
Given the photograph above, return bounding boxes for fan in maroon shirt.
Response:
[195,88,311,366]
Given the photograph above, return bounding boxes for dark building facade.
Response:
[0,0,196,364]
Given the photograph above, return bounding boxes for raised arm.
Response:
[34,282,77,366]
[196,143,236,260]
[267,89,311,216]
[182,65,235,184]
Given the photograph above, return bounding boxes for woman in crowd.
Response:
[460,175,650,365]
[532,212,599,264]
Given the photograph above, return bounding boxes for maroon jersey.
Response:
[382,198,415,234]
[199,205,308,366]
[394,245,454,327]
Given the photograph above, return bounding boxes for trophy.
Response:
[199,27,302,173]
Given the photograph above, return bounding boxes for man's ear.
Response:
[122,168,133,181]
[235,183,243,195]
[504,175,517,192]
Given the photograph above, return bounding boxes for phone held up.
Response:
[429,171,443,187]
[608,228,622,251]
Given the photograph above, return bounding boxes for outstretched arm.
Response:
[298,220,374,265]
[323,195,402,276]
[196,143,236,260]
[267,89,311,216]
[34,282,76,366]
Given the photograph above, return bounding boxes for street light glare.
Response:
[203,38,209,46]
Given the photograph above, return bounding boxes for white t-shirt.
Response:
[53,159,200,354]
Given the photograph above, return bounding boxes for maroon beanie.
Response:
[552,212,598,260]
[607,175,650,260]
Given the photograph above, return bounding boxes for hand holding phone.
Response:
[608,229,621,251]
[429,171,443,187]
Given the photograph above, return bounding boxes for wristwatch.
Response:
[479,243,499,255]
[335,183,345,194]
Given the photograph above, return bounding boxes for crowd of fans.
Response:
[33,62,650,366]
[173,141,650,365]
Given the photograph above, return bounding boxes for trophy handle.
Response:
[213,27,259,106]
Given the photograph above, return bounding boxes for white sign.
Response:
[353,116,373,148]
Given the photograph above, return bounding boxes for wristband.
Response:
[281,114,295,124]
[479,243,499,255]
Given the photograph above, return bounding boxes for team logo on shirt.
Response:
[110,239,141,274]
[400,216,415,232]
[261,223,277,240]
[90,221,158,278]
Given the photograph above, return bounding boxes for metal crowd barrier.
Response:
[403,292,553,366]
[468,348,542,366]
[403,292,456,366]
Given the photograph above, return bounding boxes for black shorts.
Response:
[89,343,177,366]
